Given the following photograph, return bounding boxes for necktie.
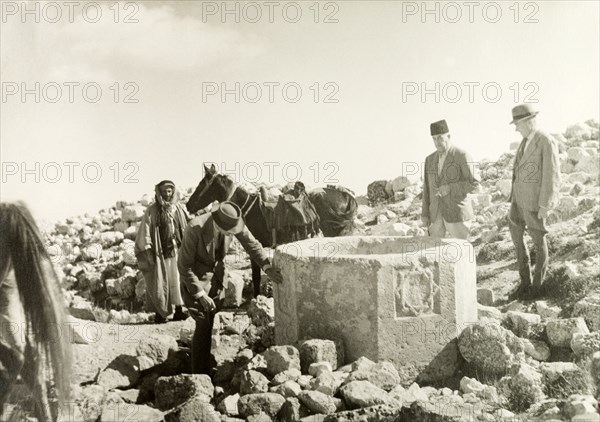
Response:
[438,152,447,177]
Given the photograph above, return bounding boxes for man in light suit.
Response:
[508,104,560,300]
[422,120,480,239]
[178,201,282,374]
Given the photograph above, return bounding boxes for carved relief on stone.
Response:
[394,262,440,318]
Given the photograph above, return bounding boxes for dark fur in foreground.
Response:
[0,202,71,421]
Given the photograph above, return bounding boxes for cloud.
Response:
[3,3,266,81]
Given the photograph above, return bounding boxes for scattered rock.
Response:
[237,393,285,418]
[164,397,220,422]
[571,332,600,359]
[344,361,400,391]
[135,334,178,365]
[297,390,338,415]
[263,345,301,376]
[546,318,589,348]
[240,370,270,395]
[458,318,524,374]
[523,338,551,361]
[154,374,213,410]
[339,380,400,409]
[97,355,141,389]
[248,296,275,326]
[299,339,343,373]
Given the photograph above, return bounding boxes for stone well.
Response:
[272,236,477,383]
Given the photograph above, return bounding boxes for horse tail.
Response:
[0,202,71,402]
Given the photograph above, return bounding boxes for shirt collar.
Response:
[526,129,537,142]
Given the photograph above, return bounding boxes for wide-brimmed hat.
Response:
[510,104,539,124]
[212,201,244,234]
[430,120,449,136]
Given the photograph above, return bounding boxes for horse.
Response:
[186,164,357,296]
[0,202,71,421]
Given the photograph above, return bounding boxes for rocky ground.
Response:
[4,120,600,421]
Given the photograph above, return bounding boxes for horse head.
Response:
[186,164,235,214]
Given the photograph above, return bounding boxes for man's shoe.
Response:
[154,313,167,324]
[172,306,188,321]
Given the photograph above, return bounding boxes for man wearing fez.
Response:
[508,105,560,300]
[135,180,190,323]
[178,201,283,374]
[422,119,479,239]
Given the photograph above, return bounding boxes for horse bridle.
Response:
[221,176,259,218]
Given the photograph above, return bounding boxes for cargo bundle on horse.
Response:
[0,202,71,421]
[186,165,357,296]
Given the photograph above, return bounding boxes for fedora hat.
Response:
[212,201,245,235]
[510,104,539,124]
[430,120,449,136]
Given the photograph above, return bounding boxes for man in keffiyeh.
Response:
[135,180,190,323]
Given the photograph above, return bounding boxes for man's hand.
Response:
[538,207,549,220]
[265,267,283,284]
[196,295,216,313]
[438,185,450,197]
[421,216,430,227]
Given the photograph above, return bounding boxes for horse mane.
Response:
[215,174,235,198]
[0,202,71,403]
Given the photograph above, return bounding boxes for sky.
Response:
[1,0,599,223]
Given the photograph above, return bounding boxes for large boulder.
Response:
[248,296,274,326]
[507,311,541,338]
[135,334,178,365]
[240,370,270,395]
[344,361,400,391]
[263,346,301,377]
[546,318,589,348]
[339,380,400,409]
[164,397,220,422]
[154,374,214,410]
[299,339,343,373]
[458,319,524,374]
[237,393,286,418]
[572,293,600,332]
[296,390,339,415]
[571,332,600,359]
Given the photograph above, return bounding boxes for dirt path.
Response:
[71,319,187,385]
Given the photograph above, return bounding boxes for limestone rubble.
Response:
[8,119,597,421]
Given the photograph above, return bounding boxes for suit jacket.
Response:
[510,130,560,211]
[422,145,479,223]
[177,213,270,306]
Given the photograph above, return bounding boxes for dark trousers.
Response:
[508,201,548,288]
[190,276,223,375]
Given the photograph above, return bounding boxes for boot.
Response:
[154,312,167,324]
[172,305,188,321]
